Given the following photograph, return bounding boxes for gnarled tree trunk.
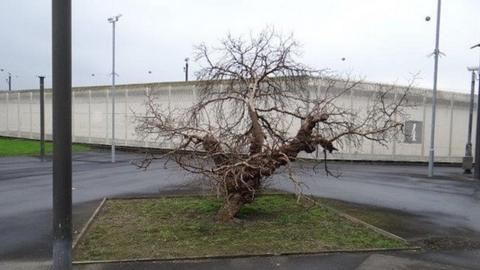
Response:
[215,193,246,222]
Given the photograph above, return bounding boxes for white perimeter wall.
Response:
[0,80,475,162]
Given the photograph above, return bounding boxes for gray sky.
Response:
[1,0,479,93]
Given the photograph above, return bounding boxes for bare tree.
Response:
[136,28,412,222]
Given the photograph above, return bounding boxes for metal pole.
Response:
[463,69,476,173]
[474,51,480,179]
[52,0,72,268]
[475,72,480,179]
[8,73,11,91]
[112,20,116,163]
[39,76,45,161]
[108,15,120,163]
[467,70,476,152]
[184,58,189,82]
[428,0,442,177]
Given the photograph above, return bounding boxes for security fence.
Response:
[0,80,474,162]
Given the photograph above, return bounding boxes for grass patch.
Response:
[74,195,408,261]
[0,137,90,157]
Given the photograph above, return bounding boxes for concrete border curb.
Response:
[73,247,420,266]
[72,197,107,250]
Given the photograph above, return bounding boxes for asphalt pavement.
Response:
[0,151,200,262]
[276,161,480,234]
[1,150,479,269]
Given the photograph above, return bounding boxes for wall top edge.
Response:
[0,78,471,100]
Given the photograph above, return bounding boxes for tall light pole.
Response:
[39,76,46,162]
[471,43,480,179]
[7,73,11,91]
[463,67,477,174]
[108,14,121,163]
[427,0,442,177]
[184,57,189,82]
[0,69,13,91]
[52,0,72,268]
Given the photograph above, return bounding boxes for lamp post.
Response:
[108,14,121,163]
[0,69,13,91]
[184,57,189,82]
[427,0,442,177]
[39,76,46,162]
[471,43,480,179]
[7,73,11,91]
[52,0,72,268]
[463,67,477,174]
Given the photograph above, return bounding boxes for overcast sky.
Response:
[1,0,479,93]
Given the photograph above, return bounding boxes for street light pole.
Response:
[108,14,121,163]
[427,0,442,177]
[184,57,189,82]
[39,76,46,162]
[1,69,13,91]
[52,0,72,269]
[471,43,480,179]
[464,67,477,173]
[7,73,11,91]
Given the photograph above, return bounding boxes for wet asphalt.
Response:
[0,151,200,262]
[276,161,480,234]
[1,150,479,269]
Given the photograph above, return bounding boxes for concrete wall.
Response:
[0,80,475,162]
